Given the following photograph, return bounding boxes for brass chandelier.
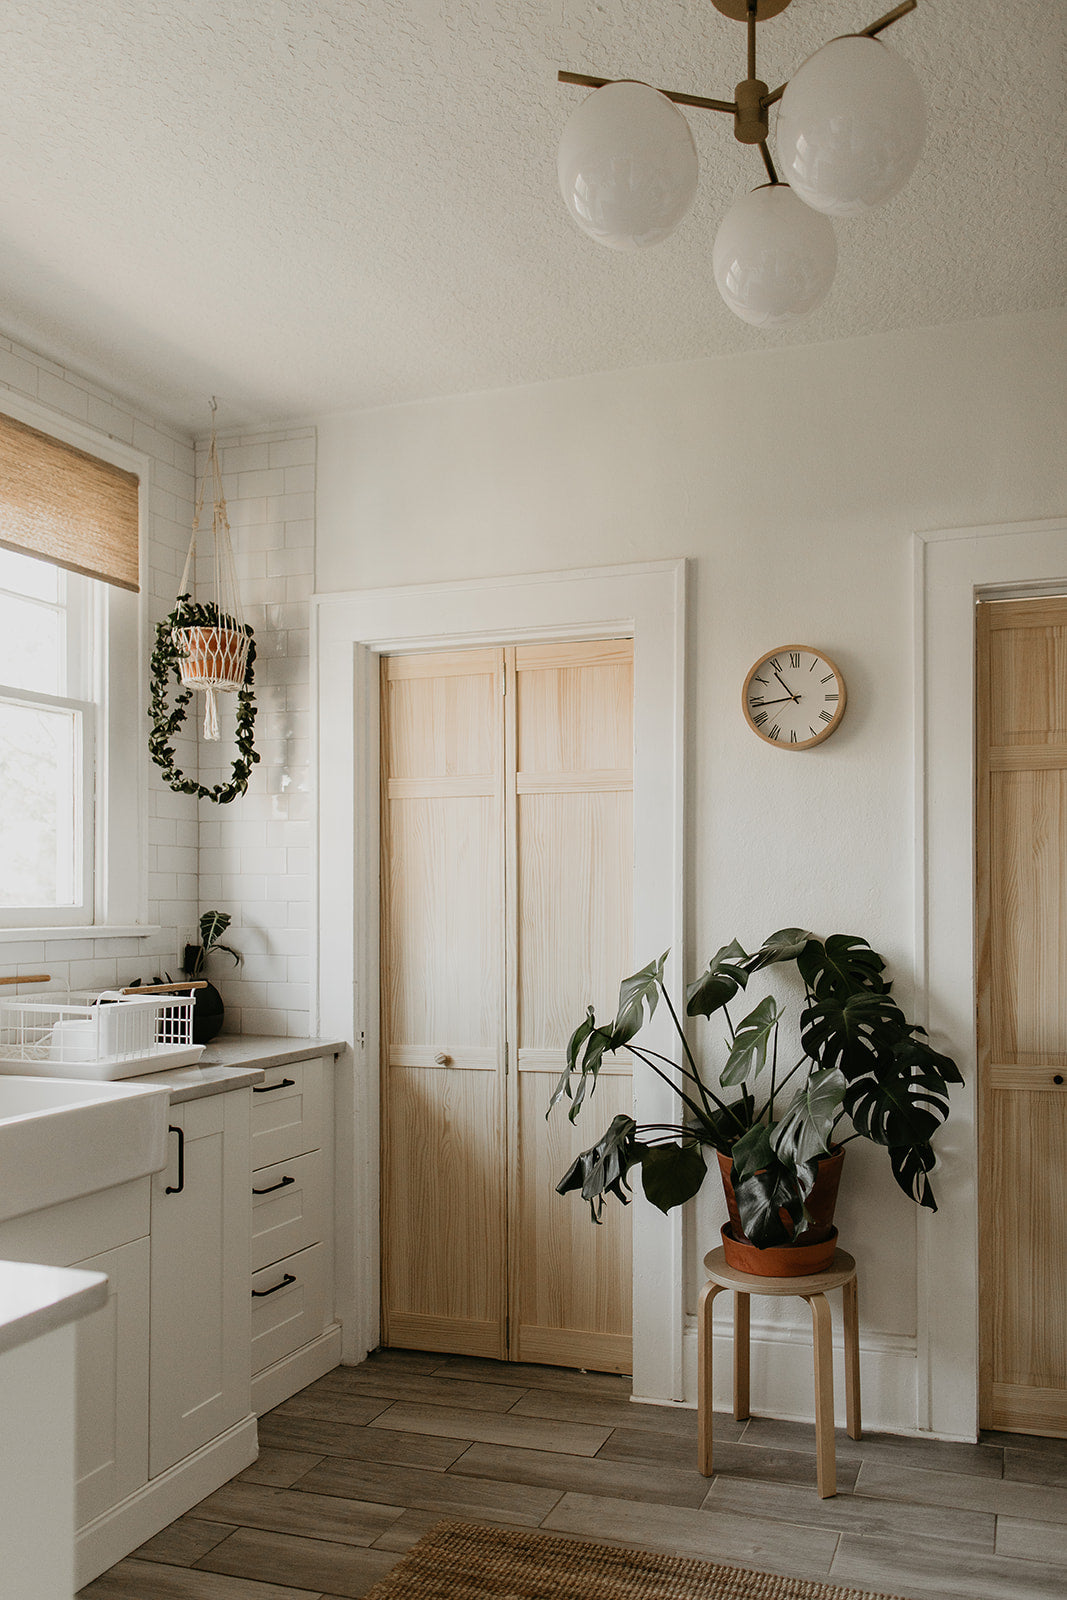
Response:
[557,0,925,327]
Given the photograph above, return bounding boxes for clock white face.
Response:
[743,647,846,749]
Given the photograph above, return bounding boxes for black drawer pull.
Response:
[165,1125,185,1194]
[253,1078,295,1094]
[252,1273,296,1298]
[253,1174,296,1195]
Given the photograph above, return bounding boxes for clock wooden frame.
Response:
[742,644,847,750]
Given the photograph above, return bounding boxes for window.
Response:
[0,400,147,934]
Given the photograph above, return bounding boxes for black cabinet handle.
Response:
[253,1078,295,1094]
[165,1125,185,1194]
[252,1174,296,1195]
[252,1273,296,1298]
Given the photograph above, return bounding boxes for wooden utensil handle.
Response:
[0,973,50,986]
[120,981,208,994]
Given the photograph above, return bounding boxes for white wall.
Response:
[312,307,1067,1427]
[0,336,199,992]
[195,426,317,1038]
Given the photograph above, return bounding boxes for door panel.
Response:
[977,597,1067,1436]
[380,650,507,1359]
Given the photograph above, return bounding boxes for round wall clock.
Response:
[742,645,847,749]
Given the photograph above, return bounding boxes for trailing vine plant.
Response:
[148,596,259,804]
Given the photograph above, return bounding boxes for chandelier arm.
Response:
[760,0,917,108]
[558,70,736,115]
[758,141,780,184]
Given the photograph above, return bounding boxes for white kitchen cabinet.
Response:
[250,1055,340,1411]
[149,1087,252,1476]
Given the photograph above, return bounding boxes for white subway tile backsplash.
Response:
[268,437,316,469]
[37,370,90,420]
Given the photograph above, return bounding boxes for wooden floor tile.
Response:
[511,1389,699,1436]
[368,1399,611,1455]
[78,1557,324,1598]
[741,1416,1008,1479]
[131,1516,236,1567]
[259,1410,467,1468]
[192,1480,406,1545]
[452,1439,712,1507]
[855,1458,1067,1524]
[693,1437,861,1492]
[832,1530,1067,1600]
[268,1389,394,1428]
[195,1526,401,1598]
[426,1353,632,1397]
[237,1448,327,1488]
[294,1454,563,1526]
[995,1514,1067,1563]
[1003,1447,1067,1488]
[311,1366,529,1412]
[543,1489,839,1580]
[706,1474,994,1548]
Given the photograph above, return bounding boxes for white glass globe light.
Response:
[712,184,837,328]
[776,36,925,217]
[558,80,699,250]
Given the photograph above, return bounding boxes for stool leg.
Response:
[808,1292,837,1498]
[733,1291,751,1420]
[697,1281,725,1477]
[842,1272,861,1440]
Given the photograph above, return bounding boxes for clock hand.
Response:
[750,693,800,707]
[773,668,800,702]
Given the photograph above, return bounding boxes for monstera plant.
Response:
[549,928,962,1248]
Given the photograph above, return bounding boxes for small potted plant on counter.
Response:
[549,928,962,1275]
[182,910,242,1044]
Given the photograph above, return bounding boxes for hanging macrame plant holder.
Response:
[175,432,251,740]
[148,412,259,804]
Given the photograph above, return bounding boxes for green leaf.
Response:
[728,1121,774,1181]
[732,1158,806,1248]
[800,990,907,1080]
[771,1068,845,1168]
[888,1141,938,1210]
[639,1143,707,1213]
[742,927,813,973]
[555,1114,640,1223]
[843,1041,954,1151]
[611,953,667,1045]
[548,1008,596,1116]
[686,941,749,1017]
[797,934,889,998]
[721,996,780,1088]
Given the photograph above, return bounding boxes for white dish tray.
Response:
[0,1044,206,1080]
[0,989,206,1080]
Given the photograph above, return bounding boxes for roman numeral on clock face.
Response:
[819,709,832,722]
[753,711,768,727]
[789,652,800,668]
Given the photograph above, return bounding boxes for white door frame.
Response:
[917,516,1067,1439]
[313,560,688,1402]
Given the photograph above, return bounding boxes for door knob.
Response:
[434,1051,452,1066]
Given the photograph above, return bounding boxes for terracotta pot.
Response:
[175,625,248,690]
[720,1222,838,1277]
[716,1146,845,1277]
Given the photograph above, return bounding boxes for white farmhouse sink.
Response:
[0,1076,171,1223]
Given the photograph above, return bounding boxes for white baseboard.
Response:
[673,1314,920,1434]
[75,1414,258,1588]
[252,1323,343,1415]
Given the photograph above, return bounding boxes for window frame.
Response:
[0,390,151,937]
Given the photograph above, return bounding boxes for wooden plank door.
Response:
[380,649,508,1359]
[508,640,634,1373]
[977,596,1067,1436]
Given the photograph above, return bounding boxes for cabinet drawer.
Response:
[251,1243,328,1375]
[251,1058,325,1169]
[251,1148,326,1272]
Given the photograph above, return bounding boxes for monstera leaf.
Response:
[721,996,780,1087]
[638,1142,708,1214]
[797,933,890,998]
[612,952,667,1043]
[771,1067,845,1168]
[800,989,908,1079]
[555,1114,642,1223]
[732,1156,812,1247]
[743,927,813,973]
[550,953,668,1123]
[686,940,750,1017]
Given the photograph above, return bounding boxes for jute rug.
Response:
[362,1520,911,1600]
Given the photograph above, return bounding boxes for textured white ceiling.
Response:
[0,1,1063,432]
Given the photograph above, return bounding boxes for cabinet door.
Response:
[149,1090,251,1477]
[74,1237,150,1527]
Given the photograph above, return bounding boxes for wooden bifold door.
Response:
[976,596,1067,1436]
[379,640,633,1373]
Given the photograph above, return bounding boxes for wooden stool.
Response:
[698,1246,861,1498]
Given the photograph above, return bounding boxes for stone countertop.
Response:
[0,1259,108,1357]
[128,1036,347,1103]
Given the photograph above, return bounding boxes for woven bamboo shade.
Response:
[0,410,140,592]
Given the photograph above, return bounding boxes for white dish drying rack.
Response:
[0,977,207,1080]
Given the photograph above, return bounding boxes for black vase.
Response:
[190,979,225,1044]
